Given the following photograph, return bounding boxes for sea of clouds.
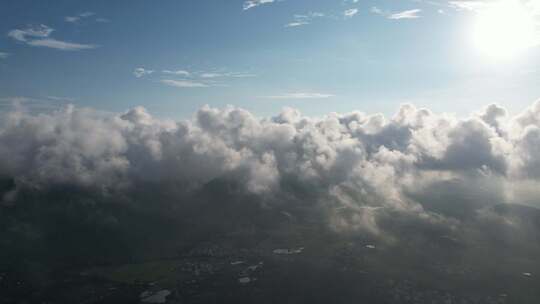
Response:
[2,101,540,235]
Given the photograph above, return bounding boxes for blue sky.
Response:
[1,0,539,119]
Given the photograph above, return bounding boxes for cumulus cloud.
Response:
[8,24,98,51]
[3,100,540,237]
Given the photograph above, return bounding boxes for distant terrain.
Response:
[1,178,539,304]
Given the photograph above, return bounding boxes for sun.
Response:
[472,0,539,58]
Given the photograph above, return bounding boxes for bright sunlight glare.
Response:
[472,0,539,59]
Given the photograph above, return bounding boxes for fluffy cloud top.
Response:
[2,101,540,234]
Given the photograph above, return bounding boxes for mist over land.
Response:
[1,101,540,303]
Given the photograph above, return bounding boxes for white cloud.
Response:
[0,52,8,59]
[79,11,95,18]
[160,79,208,88]
[449,0,540,17]
[6,97,540,243]
[388,9,422,19]
[285,12,325,28]
[65,11,97,23]
[162,70,191,76]
[243,0,276,10]
[199,71,257,78]
[371,6,384,15]
[65,16,80,23]
[371,7,422,20]
[138,68,254,87]
[449,0,488,11]
[263,92,335,99]
[46,96,76,102]
[344,8,359,18]
[5,100,540,235]
[8,25,53,42]
[229,72,257,78]
[27,39,97,50]
[200,73,223,78]
[8,24,97,51]
[285,21,310,27]
[133,67,154,78]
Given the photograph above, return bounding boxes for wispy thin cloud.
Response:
[200,73,223,78]
[0,52,8,59]
[65,11,96,23]
[285,12,325,28]
[371,7,422,20]
[160,79,208,88]
[162,69,191,76]
[46,95,76,102]
[138,68,255,88]
[344,8,359,18]
[370,6,384,15]
[8,25,52,42]
[161,68,256,79]
[8,24,98,51]
[285,21,310,27]
[65,12,109,24]
[448,0,488,11]
[133,67,154,78]
[389,9,422,19]
[263,92,334,99]
[65,16,80,23]
[27,39,97,50]
[243,0,276,10]
[199,71,256,78]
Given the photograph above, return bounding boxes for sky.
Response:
[1,0,540,119]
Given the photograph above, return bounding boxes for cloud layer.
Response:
[2,101,540,235]
[8,24,98,51]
